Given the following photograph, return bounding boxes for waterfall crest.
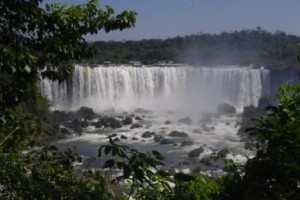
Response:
[40,65,270,112]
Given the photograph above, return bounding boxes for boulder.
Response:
[160,139,176,145]
[141,131,156,138]
[135,116,143,120]
[217,149,230,158]
[154,135,164,143]
[168,131,188,137]
[178,117,192,125]
[130,123,143,129]
[188,147,204,157]
[113,137,120,142]
[181,140,194,146]
[132,137,139,141]
[216,103,236,115]
[75,106,97,120]
[122,116,133,125]
[100,117,122,129]
[120,135,128,140]
[60,128,71,135]
[165,120,171,125]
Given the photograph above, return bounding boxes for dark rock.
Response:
[60,128,71,135]
[216,103,236,115]
[130,123,143,129]
[130,113,135,117]
[168,131,189,137]
[132,137,139,141]
[188,147,204,157]
[244,141,256,150]
[134,108,153,114]
[200,157,214,166]
[178,117,192,125]
[225,122,230,126]
[117,115,124,119]
[63,119,85,133]
[52,110,74,123]
[165,120,171,125]
[108,133,117,138]
[113,137,120,142]
[258,96,273,109]
[191,166,202,173]
[75,106,97,120]
[122,116,133,125]
[217,149,230,158]
[135,116,143,120]
[154,135,164,143]
[181,140,194,146]
[160,139,176,145]
[192,129,202,134]
[100,117,122,129]
[120,135,127,140]
[141,131,156,138]
[210,126,215,131]
[243,105,259,119]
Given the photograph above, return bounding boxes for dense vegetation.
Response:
[0,0,299,199]
[92,28,300,69]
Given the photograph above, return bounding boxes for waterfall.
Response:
[40,64,270,112]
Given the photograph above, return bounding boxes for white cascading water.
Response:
[40,64,270,113]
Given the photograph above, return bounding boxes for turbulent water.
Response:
[41,64,270,112]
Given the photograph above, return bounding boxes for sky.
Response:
[44,0,300,41]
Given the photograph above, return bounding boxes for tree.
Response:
[220,83,300,200]
[0,0,136,198]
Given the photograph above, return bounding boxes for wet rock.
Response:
[132,137,139,141]
[52,110,74,123]
[188,147,204,157]
[135,116,143,120]
[178,117,192,125]
[160,139,176,145]
[117,115,124,119]
[191,166,202,173]
[154,135,164,143]
[168,131,189,137]
[100,117,122,129]
[63,119,85,133]
[60,127,71,135]
[113,137,120,142]
[192,129,202,134]
[108,133,117,138]
[130,123,143,129]
[200,157,214,167]
[122,116,133,125]
[165,120,171,125]
[225,122,230,126]
[75,106,98,120]
[120,135,128,140]
[210,126,216,131]
[141,131,156,138]
[216,103,236,115]
[181,140,194,146]
[217,149,230,158]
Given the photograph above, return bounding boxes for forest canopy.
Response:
[91,28,300,69]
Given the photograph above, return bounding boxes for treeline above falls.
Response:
[89,28,300,69]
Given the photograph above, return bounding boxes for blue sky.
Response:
[44,0,300,41]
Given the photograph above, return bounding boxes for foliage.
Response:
[219,83,300,200]
[0,146,112,199]
[99,139,221,200]
[0,0,136,199]
[99,138,174,199]
[91,28,300,68]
